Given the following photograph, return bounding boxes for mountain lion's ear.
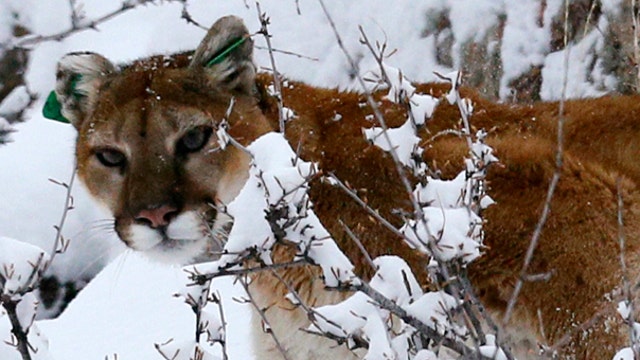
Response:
[53,52,115,128]
[190,16,255,94]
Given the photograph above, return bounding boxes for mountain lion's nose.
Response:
[135,205,179,228]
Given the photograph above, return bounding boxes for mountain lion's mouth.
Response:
[120,210,219,264]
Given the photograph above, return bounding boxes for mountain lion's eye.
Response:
[95,149,126,168]
[177,126,213,154]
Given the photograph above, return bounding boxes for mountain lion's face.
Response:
[53,16,271,263]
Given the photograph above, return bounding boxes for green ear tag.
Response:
[42,91,70,124]
[206,36,248,67]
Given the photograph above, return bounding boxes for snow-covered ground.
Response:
[0,0,624,359]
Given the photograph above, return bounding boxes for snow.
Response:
[613,348,636,360]
[540,28,611,100]
[0,86,31,117]
[414,172,467,209]
[404,291,462,336]
[35,252,253,359]
[478,334,508,360]
[402,206,483,262]
[364,120,421,173]
[370,256,422,306]
[197,132,356,287]
[0,237,49,299]
[0,0,630,358]
[0,115,122,285]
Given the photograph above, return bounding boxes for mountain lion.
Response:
[48,15,640,359]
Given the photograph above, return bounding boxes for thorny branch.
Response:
[342,281,492,359]
[237,275,292,360]
[616,178,640,357]
[214,291,229,360]
[256,2,286,133]
[269,270,369,351]
[502,0,570,326]
[0,165,77,360]
[317,6,514,357]
[191,258,308,284]
[3,300,32,360]
[9,1,179,49]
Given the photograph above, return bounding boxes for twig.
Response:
[256,1,286,133]
[212,291,229,360]
[237,275,292,360]
[317,0,421,218]
[0,167,74,360]
[321,8,508,358]
[503,0,569,326]
[319,6,463,302]
[268,270,367,350]
[68,0,83,28]
[10,0,178,49]
[48,167,76,264]
[546,304,611,355]
[633,0,640,92]
[254,45,319,61]
[346,280,490,359]
[338,220,376,272]
[191,259,308,287]
[179,1,208,30]
[2,299,32,360]
[327,173,414,247]
[617,178,639,357]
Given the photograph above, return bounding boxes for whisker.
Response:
[87,218,116,225]
[109,249,131,294]
[74,242,124,280]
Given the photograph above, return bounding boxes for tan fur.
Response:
[55,16,640,359]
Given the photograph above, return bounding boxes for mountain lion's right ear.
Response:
[190,16,255,94]
[53,52,115,128]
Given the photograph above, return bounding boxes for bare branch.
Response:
[256,2,286,133]
[10,1,180,49]
[191,259,308,285]
[254,45,319,61]
[1,299,32,360]
[617,178,639,357]
[237,275,292,360]
[179,1,208,30]
[338,220,376,272]
[345,281,487,359]
[503,0,570,326]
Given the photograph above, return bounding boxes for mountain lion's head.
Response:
[53,16,271,263]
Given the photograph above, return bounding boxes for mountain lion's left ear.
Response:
[190,16,255,94]
[47,52,115,128]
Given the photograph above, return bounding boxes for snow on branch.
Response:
[0,237,52,360]
[192,132,356,288]
[1,166,76,360]
[8,1,182,49]
[156,274,225,360]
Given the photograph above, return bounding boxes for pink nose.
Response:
[135,205,178,228]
